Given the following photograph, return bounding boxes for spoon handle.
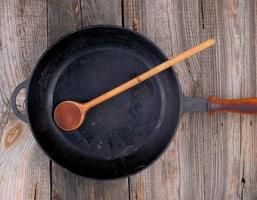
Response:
[86,39,216,109]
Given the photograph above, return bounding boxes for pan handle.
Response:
[181,95,208,113]
[11,80,28,122]
[208,96,257,115]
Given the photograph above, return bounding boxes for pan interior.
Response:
[27,26,181,179]
[54,46,165,159]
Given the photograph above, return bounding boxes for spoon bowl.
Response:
[54,101,87,131]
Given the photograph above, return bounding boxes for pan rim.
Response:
[25,25,183,180]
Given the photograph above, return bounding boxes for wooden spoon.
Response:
[54,39,216,131]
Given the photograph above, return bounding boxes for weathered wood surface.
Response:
[0,0,50,200]
[0,0,257,200]
[124,0,256,199]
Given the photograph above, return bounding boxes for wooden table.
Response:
[0,0,256,199]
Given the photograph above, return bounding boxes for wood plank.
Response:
[0,0,50,200]
[124,0,204,199]
[47,0,82,45]
[125,0,256,199]
[1,0,255,199]
[81,0,122,26]
[200,1,229,199]
[48,1,129,200]
[241,0,257,199]
[201,0,254,199]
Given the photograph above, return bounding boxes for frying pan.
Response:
[11,25,257,179]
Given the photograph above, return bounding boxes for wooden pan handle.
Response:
[208,96,257,115]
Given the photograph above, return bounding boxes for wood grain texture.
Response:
[80,0,122,26]
[0,0,50,200]
[240,0,257,199]
[47,0,82,44]
[124,0,256,199]
[1,0,257,199]
[201,0,253,199]
[48,0,129,200]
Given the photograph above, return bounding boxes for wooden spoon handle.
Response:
[86,39,216,109]
[208,96,257,115]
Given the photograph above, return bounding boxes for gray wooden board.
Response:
[1,0,257,199]
[0,0,50,200]
[124,0,257,199]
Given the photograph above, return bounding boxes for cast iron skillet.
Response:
[11,25,257,179]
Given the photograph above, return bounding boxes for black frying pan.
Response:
[11,25,257,179]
